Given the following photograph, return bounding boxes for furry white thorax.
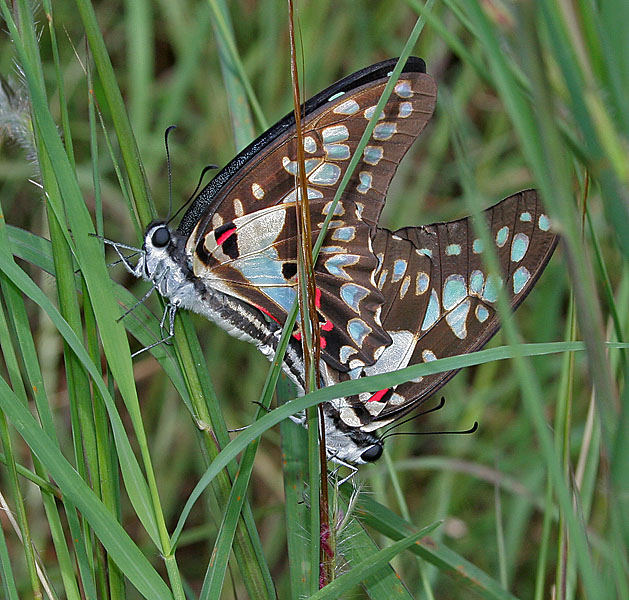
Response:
[131,223,383,466]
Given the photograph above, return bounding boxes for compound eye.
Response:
[151,226,170,248]
[360,443,383,463]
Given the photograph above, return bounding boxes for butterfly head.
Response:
[148,223,171,249]
[143,221,173,253]
[139,222,175,278]
[358,441,384,463]
[137,221,196,307]
[141,221,189,269]
[324,414,385,466]
[328,435,384,467]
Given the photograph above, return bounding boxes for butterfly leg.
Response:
[227,424,249,433]
[130,302,178,358]
[116,285,157,324]
[227,402,272,433]
[289,411,306,426]
[106,251,142,271]
[97,235,144,276]
[95,235,142,255]
[327,452,359,485]
[332,461,358,486]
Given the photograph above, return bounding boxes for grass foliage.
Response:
[0,0,627,598]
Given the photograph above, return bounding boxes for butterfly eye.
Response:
[360,443,383,463]
[152,226,170,248]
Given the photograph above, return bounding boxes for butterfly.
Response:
[106,57,558,470]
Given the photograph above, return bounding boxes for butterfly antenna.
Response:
[380,396,446,436]
[380,420,479,442]
[167,163,218,225]
[251,400,272,413]
[164,125,176,221]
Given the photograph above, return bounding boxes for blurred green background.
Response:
[0,0,626,598]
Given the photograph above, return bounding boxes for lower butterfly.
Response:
[106,57,558,472]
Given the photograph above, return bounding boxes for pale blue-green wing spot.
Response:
[330,189,558,424]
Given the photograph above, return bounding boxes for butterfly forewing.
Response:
[185,59,437,371]
[190,199,391,371]
[329,190,558,427]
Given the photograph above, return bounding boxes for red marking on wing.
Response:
[216,227,236,246]
[321,320,333,332]
[255,304,280,324]
[368,388,389,403]
[293,330,326,348]
[293,328,329,349]
[315,287,322,309]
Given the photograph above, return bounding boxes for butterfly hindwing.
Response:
[325,190,558,428]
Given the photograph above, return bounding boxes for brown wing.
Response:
[327,190,558,427]
[186,64,437,371]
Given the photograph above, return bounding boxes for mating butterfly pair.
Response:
[108,57,557,469]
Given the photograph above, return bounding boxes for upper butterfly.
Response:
[107,57,557,469]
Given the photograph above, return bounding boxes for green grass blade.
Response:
[125,0,154,147]
[0,513,19,600]
[173,340,626,534]
[5,224,191,403]
[0,7,182,582]
[351,490,518,600]
[0,378,172,600]
[73,0,153,225]
[334,486,417,599]
[207,0,268,132]
[64,505,98,599]
[0,0,624,594]
[611,364,629,557]
[0,376,40,597]
[171,313,277,598]
[210,0,256,150]
[0,249,160,545]
[279,376,311,599]
[199,431,272,599]
[0,230,82,599]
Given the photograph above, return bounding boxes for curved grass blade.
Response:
[0,378,172,599]
[333,487,417,599]
[0,0,173,556]
[171,340,627,538]
[6,225,191,405]
[349,489,519,600]
[0,248,160,545]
